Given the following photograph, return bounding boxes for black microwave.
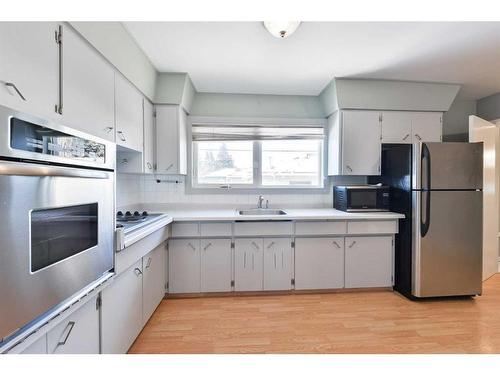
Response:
[334,185,390,212]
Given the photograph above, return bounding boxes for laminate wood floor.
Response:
[128,275,500,354]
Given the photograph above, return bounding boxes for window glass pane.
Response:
[196,141,253,185]
[261,140,322,186]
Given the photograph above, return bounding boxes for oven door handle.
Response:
[0,161,110,179]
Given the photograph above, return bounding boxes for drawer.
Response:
[171,222,199,237]
[234,221,293,236]
[200,222,232,237]
[347,220,398,234]
[295,221,346,236]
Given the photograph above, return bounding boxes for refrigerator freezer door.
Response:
[412,142,483,190]
[412,190,482,297]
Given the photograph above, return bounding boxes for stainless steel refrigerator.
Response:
[370,142,483,299]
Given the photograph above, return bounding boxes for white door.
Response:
[381,111,412,143]
[411,112,442,143]
[201,238,232,292]
[47,295,100,354]
[142,244,166,325]
[263,238,293,291]
[0,22,58,120]
[234,238,263,291]
[294,237,344,290]
[156,105,181,174]
[344,236,393,288]
[169,239,201,293]
[101,260,143,354]
[62,25,115,141]
[341,110,382,175]
[469,115,499,280]
[143,99,155,173]
[115,73,144,152]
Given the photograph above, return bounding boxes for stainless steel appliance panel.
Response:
[412,190,482,297]
[412,142,483,190]
[0,162,114,340]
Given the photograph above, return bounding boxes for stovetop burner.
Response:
[116,210,149,223]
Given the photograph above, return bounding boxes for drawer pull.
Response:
[251,241,260,250]
[145,257,152,269]
[348,240,357,249]
[4,82,27,101]
[56,321,75,349]
[332,241,341,249]
[267,241,275,249]
[117,130,126,142]
[203,242,212,251]
[134,267,143,276]
[402,133,410,140]
[188,242,196,251]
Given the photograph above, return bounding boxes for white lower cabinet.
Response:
[101,260,143,354]
[234,238,263,291]
[142,244,166,324]
[263,238,293,291]
[169,239,201,293]
[47,295,100,354]
[344,236,393,288]
[201,238,232,292]
[20,335,48,354]
[294,237,345,290]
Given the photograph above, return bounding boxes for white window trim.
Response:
[187,116,329,193]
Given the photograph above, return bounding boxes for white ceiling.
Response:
[124,22,500,100]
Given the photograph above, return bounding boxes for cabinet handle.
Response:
[56,321,75,349]
[346,165,353,172]
[251,241,260,250]
[117,130,126,142]
[105,126,114,134]
[244,252,246,268]
[165,163,173,171]
[348,240,357,249]
[267,241,275,249]
[4,82,27,101]
[145,257,152,269]
[274,253,277,269]
[188,242,196,251]
[252,253,255,270]
[203,242,212,251]
[415,134,422,141]
[402,133,410,140]
[146,162,153,170]
[55,25,63,115]
[134,267,143,276]
[332,241,341,249]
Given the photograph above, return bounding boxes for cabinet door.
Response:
[345,236,393,288]
[169,239,201,293]
[263,238,293,291]
[234,238,263,291]
[20,335,48,354]
[411,112,442,143]
[143,99,155,173]
[381,111,412,143]
[341,110,381,175]
[47,295,99,354]
[156,105,187,175]
[101,260,143,354]
[62,24,115,141]
[142,244,166,325]
[201,238,232,292]
[0,22,58,120]
[295,237,344,290]
[115,73,144,152]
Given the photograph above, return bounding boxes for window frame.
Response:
[187,116,329,194]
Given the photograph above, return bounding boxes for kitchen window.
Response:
[191,119,325,189]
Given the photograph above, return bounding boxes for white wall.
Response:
[70,22,157,101]
[442,99,477,141]
[190,92,325,118]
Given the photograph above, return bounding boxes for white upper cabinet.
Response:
[61,24,115,141]
[156,104,188,175]
[381,111,413,143]
[143,99,156,173]
[115,73,144,152]
[328,110,382,176]
[411,112,442,143]
[0,22,58,120]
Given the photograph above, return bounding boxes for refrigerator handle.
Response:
[420,144,431,237]
[421,143,431,191]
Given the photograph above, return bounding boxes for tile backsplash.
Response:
[116,173,366,210]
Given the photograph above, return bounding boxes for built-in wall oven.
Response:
[0,104,116,343]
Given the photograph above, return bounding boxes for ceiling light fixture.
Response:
[263,21,301,39]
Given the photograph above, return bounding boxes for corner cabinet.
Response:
[156,104,188,175]
[328,110,382,176]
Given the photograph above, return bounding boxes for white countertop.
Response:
[157,208,404,222]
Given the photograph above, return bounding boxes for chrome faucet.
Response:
[257,195,264,209]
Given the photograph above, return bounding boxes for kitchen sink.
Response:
[238,209,287,216]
